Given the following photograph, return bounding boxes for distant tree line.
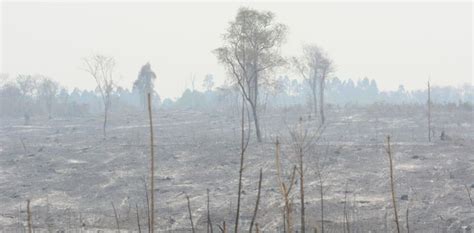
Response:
[167,76,473,109]
[0,73,161,119]
[0,72,471,119]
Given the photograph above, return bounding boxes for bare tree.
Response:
[292,45,334,123]
[249,168,263,233]
[186,194,196,233]
[147,93,156,233]
[314,145,331,233]
[214,7,287,142]
[207,188,213,233]
[133,63,157,110]
[385,136,400,233]
[275,138,297,233]
[289,118,325,233]
[27,199,32,233]
[82,54,116,138]
[38,77,59,119]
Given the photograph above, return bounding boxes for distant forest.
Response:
[0,73,472,118]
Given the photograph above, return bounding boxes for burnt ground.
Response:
[0,105,473,232]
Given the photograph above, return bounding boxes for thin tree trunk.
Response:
[235,96,246,233]
[136,203,142,233]
[319,178,324,233]
[386,136,400,233]
[343,182,350,233]
[250,102,262,143]
[406,207,410,233]
[27,200,32,233]
[299,147,306,233]
[103,107,108,138]
[207,189,213,233]
[186,194,195,233]
[143,177,151,233]
[249,168,263,233]
[111,201,120,233]
[312,87,318,117]
[147,93,155,233]
[319,78,325,124]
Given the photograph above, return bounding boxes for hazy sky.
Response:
[1,1,472,98]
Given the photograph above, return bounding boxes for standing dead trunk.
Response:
[147,93,155,233]
[207,189,213,233]
[235,95,249,233]
[136,203,142,233]
[275,138,297,233]
[249,168,263,233]
[250,102,262,143]
[319,176,324,233]
[186,194,196,233]
[111,201,121,233]
[27,200,32,233]
[386,136,400,233]
[103,107,108,138]
[299,147,306,233]
[312,85,318,117]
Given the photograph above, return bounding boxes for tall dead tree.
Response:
[147,93,155,233]
[27,199,32,233]
[249,168,263,233]
[314,146,330,233]
[186,194,196,233]
[207,189,213,233]
[83,55,116,138]
[275,138,297,233]
[289,118,325,233]
[214,7,287,142]
[385,136,400,233]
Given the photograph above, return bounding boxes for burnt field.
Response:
[0,104,473,232]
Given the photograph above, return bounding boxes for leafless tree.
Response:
[111,201,121,233]
[147,93,156,233]
[207,188,213,233]
[292,45,334,123]
[289,117,325,233]
[275,138,297,233]
[385,135,400,233]
[27,199,32,233]
[38,77,59,119]
[186,194,196,233]
[214,7,287,142]
[249,168,263,233]
[313,144,331,233]
[82,54,116,138]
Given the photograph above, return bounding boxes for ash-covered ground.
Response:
[0,105,473,232]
